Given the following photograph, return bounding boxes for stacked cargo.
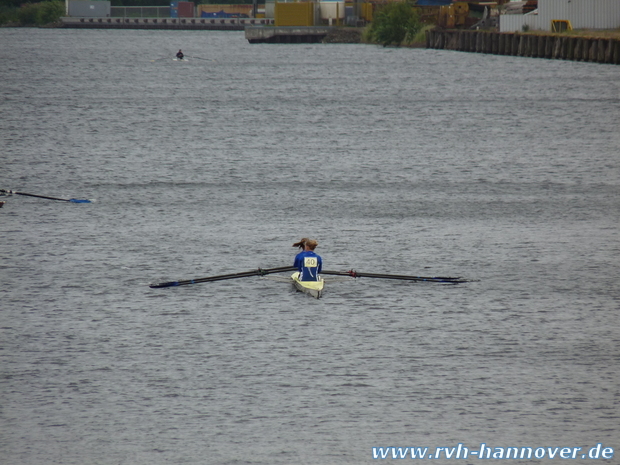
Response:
[170,1,194,18]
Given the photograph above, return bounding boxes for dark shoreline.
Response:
[4,20,620,61]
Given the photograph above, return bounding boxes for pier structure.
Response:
[61,16,274,30]
[245,26,331,43]
[426,29,620,65]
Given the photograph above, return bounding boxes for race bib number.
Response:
[304,257,318,268]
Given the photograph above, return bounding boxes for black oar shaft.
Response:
[5,190,70,202]
[150,266,296,289]
[1,189,90,203]
[321,270,466,283]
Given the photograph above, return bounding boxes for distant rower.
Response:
[176,49,184,60]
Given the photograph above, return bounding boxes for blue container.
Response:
[170,1,178,18]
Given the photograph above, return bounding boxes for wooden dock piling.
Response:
[426,29,620,65]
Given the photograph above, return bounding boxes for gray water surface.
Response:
[1,28,619,464]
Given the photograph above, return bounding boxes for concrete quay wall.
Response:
[61,17,274,31]
[426,29,620,65]
[245,26,332,43]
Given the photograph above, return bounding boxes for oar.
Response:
[150,266,297,289]
[321,270,468,284]
[1,189,91,203]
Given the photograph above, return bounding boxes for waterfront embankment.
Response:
[60,16,273,31]
[426,29,620,65]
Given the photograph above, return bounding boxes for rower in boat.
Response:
[293,238,322,279]
[292,238,324,298]
[176,49,184,60]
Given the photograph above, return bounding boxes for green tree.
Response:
[368,1,422,47]
[38,1,64,25]
[0,5,19,25]
[17,2,39,25]
[14,1,64,25]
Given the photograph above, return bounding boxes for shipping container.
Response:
[320,1,345,20]
[68,1,111,17]
[197,4,255,18]
[274,2,315,26]
[178,1,195,18]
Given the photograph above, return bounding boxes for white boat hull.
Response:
[291,272,324,299]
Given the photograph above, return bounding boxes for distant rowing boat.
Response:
[291,272,324,299]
